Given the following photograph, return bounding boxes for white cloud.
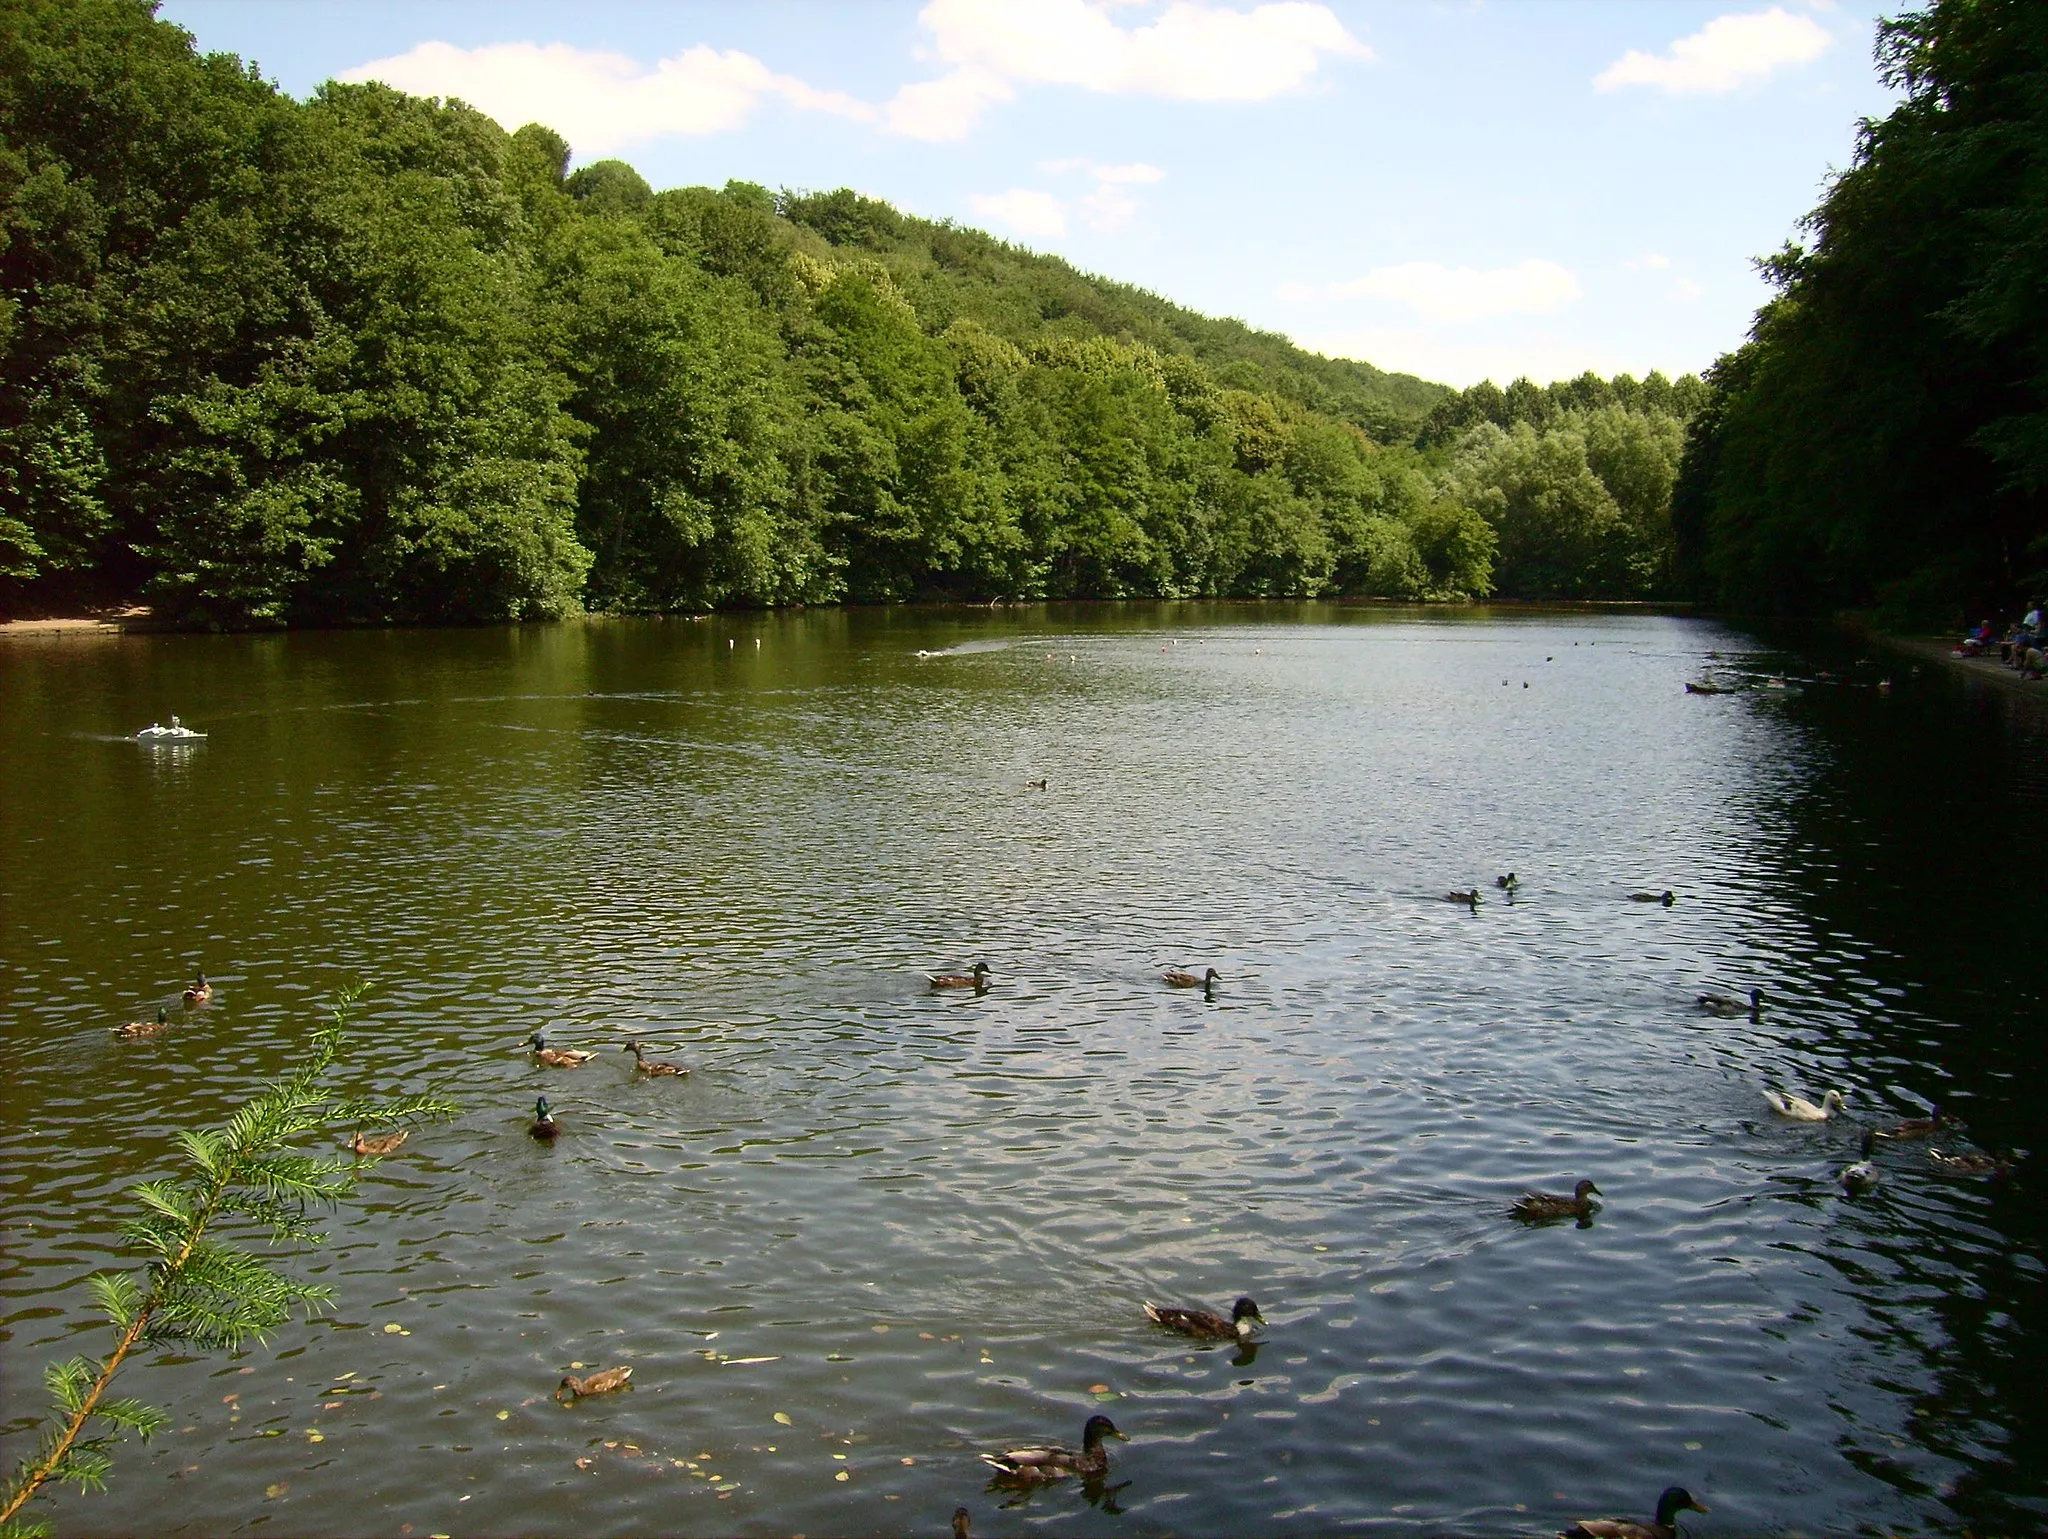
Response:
[1624,252,1672,270]
[1595,8,1831,95]
[883,65,1016,141]
[970,188,1069,238]
[1294,259,1582,323]
[1080,183,1141,231]
[1040,158,1167,184]
[1669,276,1708,302]
[340,40,872,153]
[1304,328,1637,391]
[888,0,1368,138]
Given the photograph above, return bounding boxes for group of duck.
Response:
[112,969,212,1037]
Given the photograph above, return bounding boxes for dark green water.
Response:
[2,604,2044,1538]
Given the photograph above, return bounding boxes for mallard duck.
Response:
[1697,987,1763,1017]
[1144,1296,1262,1340]
[183,972,213,1006]
[1873,1105,1945,1140]
[527,1030,596,1067]
[348,1129,409,1157]
[980,1414,1126,1482]
[952,1509,972,1539]
[1840,1130,1880,1195]
[1495,872,1519,890]
[529,1096,560,1141]
[623,1040,688,1076]
[1025,777,1048,791]
[1561,1486,1708,1539]
[114,1006,171,1039]
[555,1365,632,1400]
[1511,1179,1602,1222]
[927,961,992,990]
[1162,967,1221,990]
[1930,1148,2021,1177]
[1630,891,1676,906]
[1763,1088,1846,1121]
[1444,889,1480,908]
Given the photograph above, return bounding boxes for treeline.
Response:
[0,0,1703,623]
[1674,0,2048,622]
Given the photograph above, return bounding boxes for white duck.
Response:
[1763,1088,1847,1122]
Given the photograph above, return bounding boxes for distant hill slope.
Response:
[773,188,1448,440]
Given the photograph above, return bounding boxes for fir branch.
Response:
[0,987,454,1532]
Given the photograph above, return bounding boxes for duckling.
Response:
[980,1414,1126,1482]
[1763,1088,1847,1121]
[927,961,992,990]
[1840,1130,1880,1195]
[528,1096,560,1141]
[1873,1105,1946,1140]
[1444,889,1480,908]
[348,1129,408,1157]
[1630,891,1676,907]
[1511,1179,1602,1222]
[623,1040,688,1076]
[555,1365,632,1400]
[1561,1486,1708,1539]
[526,1030,596,1067]
[1162,967,1221,991]
[1930,1148,2021,1177]
[1144,1295,1263,1340]
[1697,987,1763,1017]
[183,971,213,1006]
[114,1006,171,1039]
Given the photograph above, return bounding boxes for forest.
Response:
[1674,0,2048,623]
[1,0,1706,625]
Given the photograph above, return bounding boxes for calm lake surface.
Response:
[2,604,2045,1539]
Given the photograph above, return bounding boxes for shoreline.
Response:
[1868,632,2048,708]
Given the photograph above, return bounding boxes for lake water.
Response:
[2,604,2044,1538]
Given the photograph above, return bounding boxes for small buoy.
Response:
[755,638,761,649]
[728,638,734,649]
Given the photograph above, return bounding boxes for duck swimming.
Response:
[1162,967,1221,991]
[623,1040,688,1076]
[1495,872,1519,890]
[927,962,992,990]
[348,1129,409,1157]
[1444,889,1480,908]
[556,1366,632,1400]
[1840,1130,1880,1195]
[528,1096,560,1141]
[1873,1105,1945,1140]
[1930,1148,2021,1177]
[980,1414,1126,1483]
[1561,1486,1708,1539]
[1630,891,1676,906]
[183,972,213,1006]
[527,1030,596,1067]
[1697,987,1763,1017]
[1512,1179,1602,1222]
[114,1006,171,1039]
[1763,1088,1847,1121]
[1144,1295,1263,1340]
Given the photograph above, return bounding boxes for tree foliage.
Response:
[0,0,1703,619]
[1673,0,2048,621]
[0,988,453,1538]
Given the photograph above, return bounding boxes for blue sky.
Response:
[159,1,1899,389]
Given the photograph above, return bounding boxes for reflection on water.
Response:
[1,604,2044,1537]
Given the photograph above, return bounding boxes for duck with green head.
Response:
[927,961,992,991]
[1512,1179,1602,1222]
[114,1006,170,1039]
[529,1096,560,1141]
[1144,1295,1262,1340]
[527,1030,596,1067]
[1561,1485,1707,1539]
[980,1414,1126,1482]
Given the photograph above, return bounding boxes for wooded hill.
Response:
[0,0,1704,624]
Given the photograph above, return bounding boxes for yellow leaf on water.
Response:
[264,1483,288,1499]
[306,1431,324,1443]
[773,1412,792,1425]
[1088,1384,1109,1394]
[834,1470,850,1482]
[383,1323,401,1334]
[495,1410,510,1421]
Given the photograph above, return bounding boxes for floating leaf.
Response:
[900,1457,915,1465]
[495,1410,510,1421]
[773,1412,792,1426]
[724,1356,779,1365]
[1088,1384,1109,1394]
[382,1323,403,1334]
[575,1457,594,1471]
[265,1482,289,1499]
[834,1470,850,1482]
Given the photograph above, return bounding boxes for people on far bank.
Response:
[1954,599,2044,679]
